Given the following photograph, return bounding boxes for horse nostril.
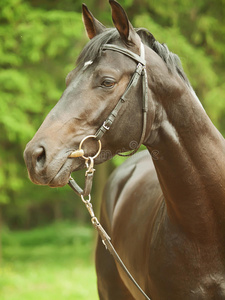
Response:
[35,147,46,167]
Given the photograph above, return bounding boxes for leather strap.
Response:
[93,219,151,299]
[68,173,94,197]
[95,62,145,140]
[102,44,146,65]
[68,42,151,299]
[95,42,148,156]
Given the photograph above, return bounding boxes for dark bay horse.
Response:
[24,1,225,299]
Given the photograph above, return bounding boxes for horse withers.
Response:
[24,1,225,299]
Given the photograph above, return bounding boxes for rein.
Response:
[68,138,151,300]
[68,42,151,300]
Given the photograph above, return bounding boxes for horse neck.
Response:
[145,78,225,242]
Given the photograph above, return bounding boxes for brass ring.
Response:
[79,135,102,160]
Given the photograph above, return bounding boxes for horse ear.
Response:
[136,28,156,47]
[109,0,137,44]
[82,4,106,39]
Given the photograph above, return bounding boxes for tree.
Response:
[0,0,224,236]
[0,0,87,229]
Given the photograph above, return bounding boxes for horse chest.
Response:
[148,222,225,299]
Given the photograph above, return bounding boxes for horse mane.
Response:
[76,27,190,86]
[136,28,190,86]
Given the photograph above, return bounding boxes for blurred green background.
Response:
[0,0,224,299]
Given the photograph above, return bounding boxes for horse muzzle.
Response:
[23,140,81,187]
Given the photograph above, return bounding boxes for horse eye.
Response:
[101,80,116,88]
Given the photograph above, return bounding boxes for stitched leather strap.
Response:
[95,62,145,140]
[95,42,148,156]
[102,44,146,65]
[92,219,151,299]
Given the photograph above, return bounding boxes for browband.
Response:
[102,42,146,66]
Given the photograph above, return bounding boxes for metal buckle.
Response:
[103,121,110,131]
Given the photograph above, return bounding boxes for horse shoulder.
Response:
[100,150,162,230]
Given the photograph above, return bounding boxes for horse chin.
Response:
[48,154,108,188]
[48,158,84,188]
[48,167,71,187]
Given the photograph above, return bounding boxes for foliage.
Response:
[0,0,86,205]
[0,222,98,300]
[0,0,224,225]
[134,13,225,132]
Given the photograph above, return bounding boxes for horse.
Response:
[24,1,225,299]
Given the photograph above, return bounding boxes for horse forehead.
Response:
[66,47,137,87]
[97,49,137,73]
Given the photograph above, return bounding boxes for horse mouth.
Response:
[26,154,84,188]
[24,138,104,188]
[48,158,84,187]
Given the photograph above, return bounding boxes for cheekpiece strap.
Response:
[95,42,147,141]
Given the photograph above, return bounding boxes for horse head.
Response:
[23,0,159,187]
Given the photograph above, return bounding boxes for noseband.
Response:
[95,42,148,156]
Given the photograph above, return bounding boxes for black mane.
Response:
[77,28,190,86]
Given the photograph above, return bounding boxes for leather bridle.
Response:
[68,42,151,299]
[95,42,148,156]
[69,41,148,195]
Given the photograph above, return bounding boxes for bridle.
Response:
[68,41,148,196]
[70,41,148,161]
[68,42,151,300]
[95,42,148,156]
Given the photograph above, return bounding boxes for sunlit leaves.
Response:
[0,0,85,204]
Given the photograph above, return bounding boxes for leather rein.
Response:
[68,42,151,300]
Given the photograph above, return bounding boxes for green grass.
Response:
[0,222,99,300]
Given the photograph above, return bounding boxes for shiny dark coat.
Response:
[24,1,225,299]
